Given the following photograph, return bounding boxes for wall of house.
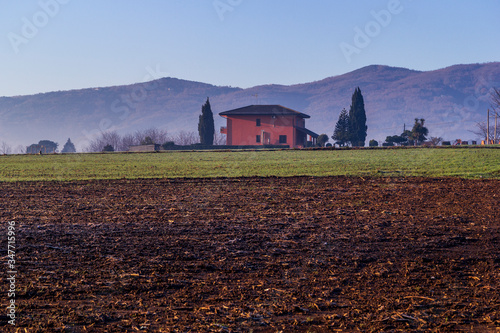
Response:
[225,118,233,145]
[225,115,304,147]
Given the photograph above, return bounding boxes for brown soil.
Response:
[1,176,499,332]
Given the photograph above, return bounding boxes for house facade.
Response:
[219,105,318,148]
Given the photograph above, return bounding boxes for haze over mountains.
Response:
[1,62,499,151]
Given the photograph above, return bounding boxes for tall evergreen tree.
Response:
[198,97,215,145]
[61,138,76,153]
[332,108,350,146]
[409,118,428,145]
[348,87,367,147]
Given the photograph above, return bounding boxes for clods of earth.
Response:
[1,176,499,332]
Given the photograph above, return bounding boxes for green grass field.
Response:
[0,147,499,181]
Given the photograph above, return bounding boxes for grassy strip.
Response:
[0,147,499,182]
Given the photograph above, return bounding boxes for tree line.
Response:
[87,128,225,153]
[382,118,430,147]
[329,86,500,147]
[330,87,433,147]
[13,87,500,154]
[91,98,220,152]
[25,139,76,154]
[18,98,222,154]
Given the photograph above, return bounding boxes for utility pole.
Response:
[495,111,498,144]
[487,109,490,144]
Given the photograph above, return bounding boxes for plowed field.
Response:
[1,176,499,332]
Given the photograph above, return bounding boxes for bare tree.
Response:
[427,137,443,146]
[119,133,137,151]
[86,138,101,153]
[86,131,122,152]
[102,131,121,151]
[134,127,170,146]
[15,145,25,154]
[469,121,499,143]
[491,87,500,111]
[86,127,171,152]
[213,131,226,145]
[0,141,12,154]
[175,131,198,146]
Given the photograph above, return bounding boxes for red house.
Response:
[219,105,318,148]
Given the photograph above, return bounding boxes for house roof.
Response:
[219,105,310,118]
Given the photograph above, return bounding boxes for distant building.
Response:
[128,144,161,152]
[219,105,318,148]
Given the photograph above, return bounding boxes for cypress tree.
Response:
[61,138,76,153]
[198,97,215,145]
[332,108,350,146]
[348,87,367,147]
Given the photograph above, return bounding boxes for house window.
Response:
[256,135,261,143]
[279,135,287,144]
[256,118,261,127]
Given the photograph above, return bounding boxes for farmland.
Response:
[0,146,499,181]
[1,148,499,332]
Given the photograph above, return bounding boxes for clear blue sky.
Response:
[1,0,499,97]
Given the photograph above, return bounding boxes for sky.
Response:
[0,0,499,97]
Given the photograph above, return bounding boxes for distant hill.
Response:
[1,62,499,150]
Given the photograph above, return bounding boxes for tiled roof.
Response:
[219,105,310,118]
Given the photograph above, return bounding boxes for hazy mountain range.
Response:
[1,62,499,151]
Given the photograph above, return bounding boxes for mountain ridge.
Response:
[1,62,499,150]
